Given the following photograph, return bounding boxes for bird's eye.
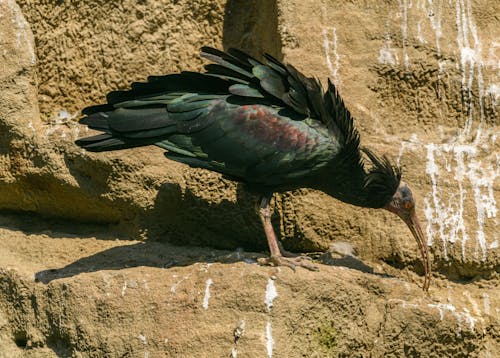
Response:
[404,201,413,209]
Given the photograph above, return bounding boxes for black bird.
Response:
[75,47,431,291]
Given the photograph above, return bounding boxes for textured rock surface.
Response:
[0,214,498,357]
[0,0,498,356]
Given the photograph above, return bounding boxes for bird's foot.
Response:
[258,255,319,271]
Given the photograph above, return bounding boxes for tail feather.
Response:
[84,107,173,132]
[80,113,111,130]
[75,134,127,152]
[104,108,173,133]
[76,133,163,152]
[75,133,112,143]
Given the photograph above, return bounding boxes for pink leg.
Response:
[257,195,318,271]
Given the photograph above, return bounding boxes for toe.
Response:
[258,255,318,271]
[295,258,319,271]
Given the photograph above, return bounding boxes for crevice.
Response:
[46,334,72,358]
[13,331,28,349]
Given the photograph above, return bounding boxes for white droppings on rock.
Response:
[428,302,456,320]
[322,26,340,84]
[456,307,477,332]
[231,319,246,357]
[170,275,190,293]
[233,319,245,341]
[389,298,419,309]
[121,282,127,297]
[397,134,420,166]
[455,0,487,137]
[265,278,278,312]
[230,347,238,358]
[102,273,112,296]
[264,278,278,357]
[321,0,341,85]
[463,291,482,317]
[266,319,274,358]
[202,278,213,310]
[379,37,397,66]
[485,84,499,106]
[27,121,35,135]
[138,334,147,344]
[423,134,498,262]
[482,293,490,315]
[44,109,79,139]
[428,302,479,332]
[202,263,212,272]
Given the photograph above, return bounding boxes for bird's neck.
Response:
[316,162,380,209]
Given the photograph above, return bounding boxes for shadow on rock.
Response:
[320,255,376,275]
[146,180,268,251]
[34,239,389,284]
[34,241,264,284]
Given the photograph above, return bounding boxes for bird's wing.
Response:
[82,72,231,115]
[200,47,323,119]
[76,47,355,185]
[200,47,360,152]
[82,47,358,144]
[152,101,339,186]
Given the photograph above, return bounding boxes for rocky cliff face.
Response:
[0,0,498,356]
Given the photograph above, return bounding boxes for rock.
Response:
[0,0,39,199]
[0,218,498,356]
[0,0,38,133]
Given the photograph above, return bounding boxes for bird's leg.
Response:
[257,194,318,271]
[258,195,281,258]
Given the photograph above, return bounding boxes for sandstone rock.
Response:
[0,0,38,132]
[0,216,498,357]
[0,0,39,194]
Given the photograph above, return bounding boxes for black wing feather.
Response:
[77,47,360,168]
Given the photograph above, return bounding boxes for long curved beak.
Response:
[404,210,431,292]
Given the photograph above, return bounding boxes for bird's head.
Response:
[384,181,431,292]
[361,150,430,291]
